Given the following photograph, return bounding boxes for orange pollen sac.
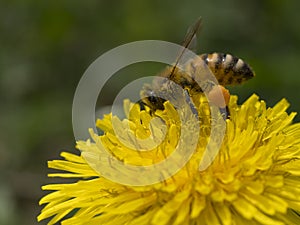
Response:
[207,85,230,108]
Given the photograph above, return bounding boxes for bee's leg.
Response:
[183,89,198,117]
[138,97,165,116]
[206,84,230,120]
[226,106,230,118]
[147,96,165,110]
[219,106,230,120]
[140,84,166,112]
[137,100,157,117]
[138,100,146,111]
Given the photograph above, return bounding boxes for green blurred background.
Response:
[0,0,299,224]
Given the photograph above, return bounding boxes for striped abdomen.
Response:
[200,53,255,85]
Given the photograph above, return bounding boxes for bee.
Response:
[139,17,255,119]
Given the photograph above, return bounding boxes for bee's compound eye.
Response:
[207,85,230,108]
[146,96,165,110]
[148,95,158,103]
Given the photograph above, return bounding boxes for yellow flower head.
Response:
[38,94,300,225]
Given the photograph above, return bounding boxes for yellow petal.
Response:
[232,198,257,220]
[214,203,232,225]
[190,196,206,219]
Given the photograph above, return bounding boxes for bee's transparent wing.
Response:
[170,17,202,78]
[181,17,202,52]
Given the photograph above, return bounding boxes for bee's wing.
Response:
[181,17,202,52]
[170,17,202,78]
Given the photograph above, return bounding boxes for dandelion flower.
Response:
[38,94,300,225]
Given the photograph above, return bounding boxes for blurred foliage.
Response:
[0,0,299,224]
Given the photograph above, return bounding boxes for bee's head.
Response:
[140,85,165,111]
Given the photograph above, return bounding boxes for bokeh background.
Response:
[1,0,299,224]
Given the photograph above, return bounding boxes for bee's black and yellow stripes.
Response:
[200,53,255,85]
